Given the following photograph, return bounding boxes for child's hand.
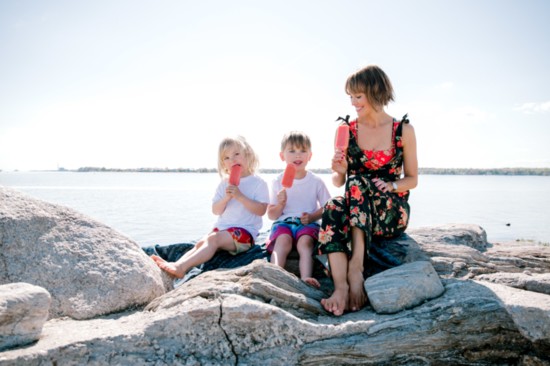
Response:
[226,184,243,200]
[300,212,311,225]
[276,189,287,206]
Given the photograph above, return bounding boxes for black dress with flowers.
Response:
[317,116,410,263]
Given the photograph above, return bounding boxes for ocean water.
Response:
[1,171,549,246]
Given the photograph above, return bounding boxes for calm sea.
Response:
[1,171,549,246]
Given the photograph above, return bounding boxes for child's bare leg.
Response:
[348,226,367,312]
[152,231,235,278]
[320,252,349,316]
[269,234,292,268]
[179,237,206,261]
[296,236,320,288]
[151,255,186,278]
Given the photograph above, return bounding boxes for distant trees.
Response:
[75,167,217,173]
[70,167,550,176]
[417,167,550,176]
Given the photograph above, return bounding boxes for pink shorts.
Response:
[266,217,320,254]
[213,227,254,255]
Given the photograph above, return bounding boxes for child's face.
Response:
[222,145,248,174]
[280,143,311,171]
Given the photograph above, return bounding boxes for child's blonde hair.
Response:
[217,136,260,178]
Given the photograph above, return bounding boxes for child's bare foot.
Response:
[302,277,321,288]
[321,286,349,316]
[151,255,185,278]
[347,269,367,312]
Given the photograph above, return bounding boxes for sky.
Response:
[0,0,549,171]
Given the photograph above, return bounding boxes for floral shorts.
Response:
[213,227,254,255]
[266,217,320,253]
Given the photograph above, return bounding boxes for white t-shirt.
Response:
[269,171,331,222]
[212,174,269,239]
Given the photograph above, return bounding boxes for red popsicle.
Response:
[229,164,242,186]
[281,163,296,189]
[335,124,350,150]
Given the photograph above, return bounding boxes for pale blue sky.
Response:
[1,0,549,171]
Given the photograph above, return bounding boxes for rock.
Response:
[395,226,550,286]
[0,186,166,320]
[365,261,444,314]
[480,281,550,343]
[408,223,489,251]
[1,260,549,365]
[0,192,549,365]
[477,272,550,295]
[0,283,51,351]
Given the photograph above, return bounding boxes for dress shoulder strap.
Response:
[394,114,409,149]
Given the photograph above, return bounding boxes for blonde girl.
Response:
[152,136,269,278]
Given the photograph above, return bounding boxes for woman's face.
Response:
[349,92,374,117]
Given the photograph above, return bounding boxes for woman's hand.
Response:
[331,148,348,175]
[372,178,393,193]
[331,148,348,187]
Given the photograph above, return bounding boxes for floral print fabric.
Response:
[318,116,411,258]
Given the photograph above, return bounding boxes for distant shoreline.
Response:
[42,167,549,176]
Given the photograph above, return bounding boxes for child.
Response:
[152,136,269,278]
[266,131,331,288]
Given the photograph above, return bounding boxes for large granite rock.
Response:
[1,256,549,365]
[0,186,166,320]
[0,188,549,365]
[0,283,50,351]
[365,260,445,314]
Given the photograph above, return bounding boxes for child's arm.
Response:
[267,189,287,220]
[237,194,267,216]
[227,185,267,216]
[301,178,330,224]
[212,194,231,215]
[300,207,323,225]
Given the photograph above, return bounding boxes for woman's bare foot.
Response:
[321,286,349,316]
[302,277,321,288]
[151,255,185,278]
[347,268,367,312]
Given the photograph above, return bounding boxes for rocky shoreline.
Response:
[1,186,549,365]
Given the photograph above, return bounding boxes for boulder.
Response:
[0,186,166,320]
[365,260,444,314]
[0,283,51,351]
[477,272,550,295]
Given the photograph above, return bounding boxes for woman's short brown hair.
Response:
[345,65,395,108]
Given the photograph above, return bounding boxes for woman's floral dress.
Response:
[317,116,410,264]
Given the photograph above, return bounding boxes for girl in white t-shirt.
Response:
[152,136,269,278]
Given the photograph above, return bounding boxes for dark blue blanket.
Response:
[142,232,409,286]
[143,243,268,285]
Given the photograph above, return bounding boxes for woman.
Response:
[318,65,418,316]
